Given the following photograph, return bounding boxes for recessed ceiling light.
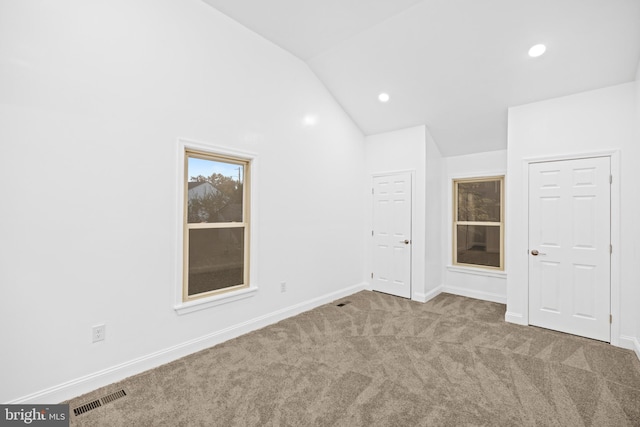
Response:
[528,44,546,58]
[378,93,390,103]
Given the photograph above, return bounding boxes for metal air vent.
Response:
[73,389,127,416]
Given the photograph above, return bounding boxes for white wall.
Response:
[424,129,443,298]
[442,150,507,303]
[364,126,430,301]
[0,0,366,403]
[506,82,638,352]
[635,61,640,357]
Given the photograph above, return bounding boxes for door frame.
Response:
[523,150,620,345]
[370,170,415,299]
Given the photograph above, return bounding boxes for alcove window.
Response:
[453,176,504,270]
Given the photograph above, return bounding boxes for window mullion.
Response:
[187,222,247,230]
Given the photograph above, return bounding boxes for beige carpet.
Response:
[66,291,640,426]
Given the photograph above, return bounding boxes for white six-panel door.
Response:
[372,173,412,298]
[528,157,611,342]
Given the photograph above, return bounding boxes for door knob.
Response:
[531,249,547,256]
[400,239,410,244]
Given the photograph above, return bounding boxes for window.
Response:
[453,176,504,270]
[183,149,250,301]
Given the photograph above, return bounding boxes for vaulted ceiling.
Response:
[202,0,640,156]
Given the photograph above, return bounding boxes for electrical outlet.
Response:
[280,282,287,293]
[92,324,106,343]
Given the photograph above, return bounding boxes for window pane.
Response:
[188,228,245,296]
[457,180,501,222]
[456,225,500,267]
[187,157,244,223]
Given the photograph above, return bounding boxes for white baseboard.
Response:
[413,285,443,303]
[505,311,527,326]
[441,285,506,305]
[618,335,640,361]
[9,283,368,405]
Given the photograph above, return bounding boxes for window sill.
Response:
[446,265,507,279]
[174,286,258,315]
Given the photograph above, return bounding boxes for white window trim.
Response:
[448,170,506,275]
[174,138,259,315]
[446,265,507,279]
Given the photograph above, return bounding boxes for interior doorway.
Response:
[371,172,412,298]
[528,156,611,342]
